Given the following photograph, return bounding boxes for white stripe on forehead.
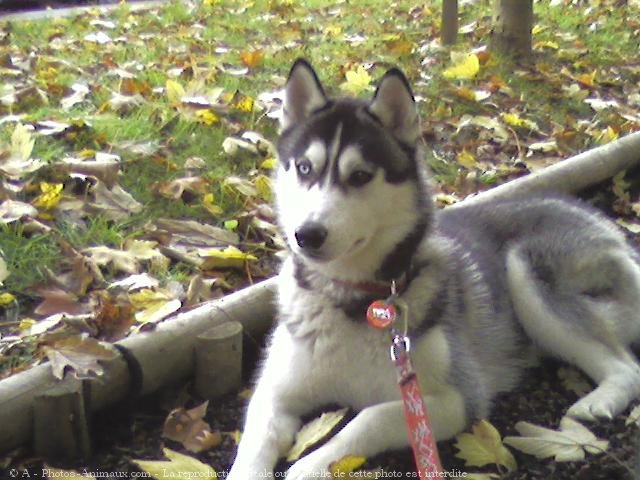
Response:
[302,140,326,173]
[325,123,343,183]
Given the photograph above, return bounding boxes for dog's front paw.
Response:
[286,450,335,480]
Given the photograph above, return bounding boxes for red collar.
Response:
[330,273,407,297]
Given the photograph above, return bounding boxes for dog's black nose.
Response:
[295,222,327,250]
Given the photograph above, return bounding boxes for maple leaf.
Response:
[163,401,222,453]
[0,123,44,179]
[503,416,609,462]
[32,182,64,210]
[43,335,118,380]
[287,408,349,462]
[454,419,517,472]
[132,448,217,479]
[339,66,373,95]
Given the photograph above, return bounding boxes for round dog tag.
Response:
[366,300,396,329]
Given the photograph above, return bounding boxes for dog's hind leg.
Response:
[506,244,640,421]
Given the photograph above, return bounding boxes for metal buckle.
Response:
[390,334,411,361]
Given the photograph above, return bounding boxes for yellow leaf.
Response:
[19,318,36,330]
[287,408,349,461]
[129,289,181,323]
[32,182,64,210]
[11,123,35,160]
[202,193,223,217]
[166,79,185,105]
[454,420,517,472]
[443,52,480,80]
[330,455,367,476]
[202,0,219,5]
[240,49,264,68]
[224,219,238,230]
[339,66,372,95]
[0,292,16,306]
[197,246,257,270]
[234,95,255,112]
[254,174,272,201]
[501,113,539,131]
[195,109,219,125]
[132,448,216,480]
[323,24,342,37]
[534,40,560,50]
[260,157,278,170]
[457,149,477,169]
[595,126,618,144]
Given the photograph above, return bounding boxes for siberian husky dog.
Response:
[227,59,640,479]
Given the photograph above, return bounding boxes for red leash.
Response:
[367,288,443,477]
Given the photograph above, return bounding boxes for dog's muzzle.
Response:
[295,221,327,251]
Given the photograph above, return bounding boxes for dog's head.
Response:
[275,59,431,281]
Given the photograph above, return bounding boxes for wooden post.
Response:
[33,376,91,461]
[442,0,458,46]
[195,321,243,400]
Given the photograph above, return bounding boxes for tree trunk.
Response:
[491,0,533,59]
[441,0,458,46]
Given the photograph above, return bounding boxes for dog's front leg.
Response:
[227,384,301,479]
[286,390,467,479]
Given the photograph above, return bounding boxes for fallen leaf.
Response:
[88,181,143,220]
[83,246,140,274]
[454,419,517,472]
[558,366,592,397]
[129,288,181,323]
[197,246,257,270]
[61,83,90,110]
[163,401,222,453]
[443,52,480,80]
[0,199,38,223]
[109,273,160,291]
[34,288,85,316]
[240,49,264,68]
[32,182,64,210]
[132,448,217,480]
[0,255,8,285]
[457,149,477,169]
[501,113,540,132]
[287,408,349,462]
[503,416,609,462]
[0,291,15,306]
[626,404,640,428]
[339,65,373,95]
[330,455,367,476]
[166,79,186,105]
[153,218,239,246]
[43,335,118,379]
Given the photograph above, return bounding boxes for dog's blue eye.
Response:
[296,160,312,176]
[348,170,374,187]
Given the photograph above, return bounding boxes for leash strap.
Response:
[367,287,443,478]
[392,335,443,477]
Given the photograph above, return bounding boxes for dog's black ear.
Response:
[369,69,420,145]
[281,59,327,130]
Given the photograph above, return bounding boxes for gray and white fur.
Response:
[227,59,640,479]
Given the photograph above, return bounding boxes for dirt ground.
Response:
[2,354,638,479]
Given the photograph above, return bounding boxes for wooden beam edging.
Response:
[0,277,277,453]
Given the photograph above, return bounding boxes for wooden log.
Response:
[33,376,91,461]
[454,130,640,208]
[195,321,243,400]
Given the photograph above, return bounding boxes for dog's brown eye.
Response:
[348,170,373,187]
[296,159,312,176]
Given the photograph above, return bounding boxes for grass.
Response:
[1,0,639,305]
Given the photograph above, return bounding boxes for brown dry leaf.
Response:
[58,154,121,186]
[153,218,239,247]
[0,123,45,179]
[88,181,143,220]
[155,176,209,200]
[163,401,222,453]
[43,335,118,379]
[34,288,86,316]
[92,289,135,341]
[82,246,140,274]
